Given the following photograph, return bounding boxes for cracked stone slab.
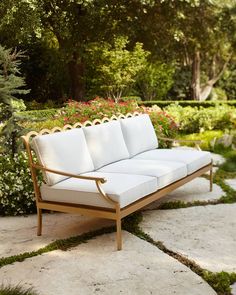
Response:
[141,204,236,272]
[0,213,114,258]
[225,179,236,191]
[0,232,216,295]
[144,178,225,210]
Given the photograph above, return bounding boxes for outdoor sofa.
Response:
[22,112,213,250]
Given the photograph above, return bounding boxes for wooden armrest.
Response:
[32,163,107,184]
[158,137,202,144]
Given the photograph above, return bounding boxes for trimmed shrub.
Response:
[18,108,58,120]
[139,100,236,108]
[165,104,236,133]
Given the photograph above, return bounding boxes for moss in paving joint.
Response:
[0,284,39,295]
[122,212,236,295]
[149,169,236,210]
[0,225,115,268]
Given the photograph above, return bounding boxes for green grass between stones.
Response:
[0,152,236,294]
[122,213,236,295]
[0,284,38,295]
[0,226,115,268]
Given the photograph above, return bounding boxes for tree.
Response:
[36,0,122,100]
[0,45,29,155]
[136,61,175,100]
[86,37,148,101]
[134,0,236,100]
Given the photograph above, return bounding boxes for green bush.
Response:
[24,100,63,110]
[220,151,236,172]
[21,119,63,132]
[18,108,58,120]
[0,152,37,216]
[165,104,236,133]
[135,61,175,100]
[177,130,224,151]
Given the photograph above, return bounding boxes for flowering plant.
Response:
[57,97,178,141]
[57,97,138,124]
[0,151,37,215]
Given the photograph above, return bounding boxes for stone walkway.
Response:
[0,153,236,294]
[140,204,236,272]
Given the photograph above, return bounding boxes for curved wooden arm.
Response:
[158,137,202,150]
[32,163,107,183]
[32,163,117,206]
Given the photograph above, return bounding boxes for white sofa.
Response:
[22,113,213,250]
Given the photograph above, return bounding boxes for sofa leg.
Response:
[116,217,122,251]
[209,167,213,192]
[37,208,42,236]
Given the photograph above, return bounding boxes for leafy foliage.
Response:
[0,45,29,155]
[0,151,38,216]
[136,61,175,100]
[139,100,236,108]
[165,103,236,133]
[86,37,148,101]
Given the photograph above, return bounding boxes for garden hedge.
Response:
[17,108,58,120]
[138,100,236,108]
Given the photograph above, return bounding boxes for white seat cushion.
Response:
[32,129,94,186]
[98,159,187,189]
[120,114,158,157]
[83,120,129,170]
[134,149,212,175]
[40,172,157,209]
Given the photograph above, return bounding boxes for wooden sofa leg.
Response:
[116,217,122,251]
[209,167,213,192]
[37,208,42,236]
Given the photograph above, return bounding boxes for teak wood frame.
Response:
[22,112,213,251]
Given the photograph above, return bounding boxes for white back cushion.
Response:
[83,120,129,170]
[120,114,158,157]
[32,129,94,186]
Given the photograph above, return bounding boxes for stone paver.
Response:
[0,213,114,258]
[210,152,226,166]
[0,232,216,295]
[225,179,236,191]
[231,283,236,295]
[144,178,224,210]
[141,204,236,272]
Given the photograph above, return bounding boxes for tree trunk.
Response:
[68,52,85,101]
[199,55,231,101]
[191,51,201,101]
[199,83,215,101]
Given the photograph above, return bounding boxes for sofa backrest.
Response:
[24,112,158,187]
[32,128,94,186]
[83,120,129,170]
[120,114,158,157]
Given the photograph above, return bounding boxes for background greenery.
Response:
[1,0,236,103]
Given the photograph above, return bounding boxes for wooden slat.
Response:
[38,201,117,220]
